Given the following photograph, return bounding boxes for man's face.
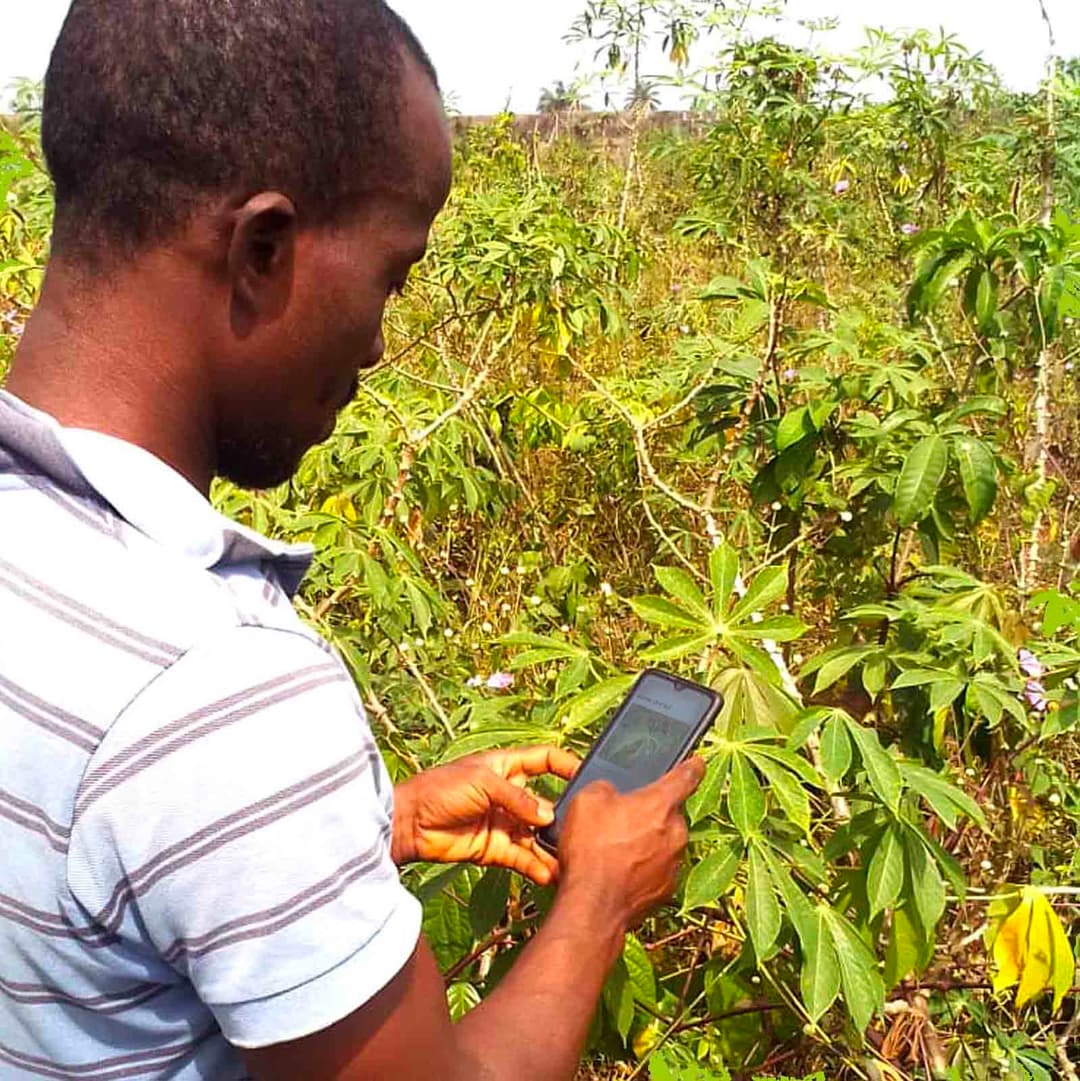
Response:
[214,58,452,489]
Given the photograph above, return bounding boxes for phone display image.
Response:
[600,705,686,769]
[538,669,723,852]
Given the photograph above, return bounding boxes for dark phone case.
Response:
[536,668,723,855]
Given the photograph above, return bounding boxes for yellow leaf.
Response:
[990,886,1075,1013]
[992,891,1031,995]
[320,494,357,522]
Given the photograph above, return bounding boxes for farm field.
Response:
[4,7,1080,1079]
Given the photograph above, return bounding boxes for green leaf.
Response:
[602,959,635,1043]
[863,654,887,699]
[776,406,814,451]
[623,934,657,1007]
[628,595,709,630]
[709,544,739,614]
[683,837,742,910]
[801,907,842,1021]
[686,754,730,824]
[404,579,433,635]
[653,566,713,623]
[764,848,816,946]
[904,830,946,931]
[820,712,853,782]
[884,905,932,987]
[714,667,800,736]
[746,844,782,960]
[468,867,510,939]
[955,437,997,523]
[446,981,481,1021]
[894,435,949,527]
[824,909,885,1035]
[900,761,987,830]
[561,675,636,733]
[729,566,788,623]
[867,825,906,918]
[845,720,903,813]
[811,647,875,696]
[639,632,715,663]
[732,615,808,642]
[728,753,766,838]
[747,752,810,832]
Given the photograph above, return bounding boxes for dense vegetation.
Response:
[5,5,1080,1078]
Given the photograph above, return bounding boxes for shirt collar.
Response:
[0,390,313,597]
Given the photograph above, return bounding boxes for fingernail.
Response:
[537,803,555,825]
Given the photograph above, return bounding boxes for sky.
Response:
[2,0,1078,115]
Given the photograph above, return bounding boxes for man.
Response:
[0,1,703,1078]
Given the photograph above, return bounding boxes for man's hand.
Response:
[392,745,580,884]
[558,757,705,934]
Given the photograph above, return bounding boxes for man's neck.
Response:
[6,261,217,496]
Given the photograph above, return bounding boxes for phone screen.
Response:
[540,671,719,851]
[585,671,716,792]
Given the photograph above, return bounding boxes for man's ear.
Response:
[227,192,298,337]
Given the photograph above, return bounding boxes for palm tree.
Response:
[537,81,582,114]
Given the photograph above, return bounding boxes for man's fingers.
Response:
[502,842,557,886]
[507,745,581,781]
[485,773,555,827]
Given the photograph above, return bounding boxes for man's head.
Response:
[41,0,451,488]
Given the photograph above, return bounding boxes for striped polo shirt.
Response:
[0,390,421,1078]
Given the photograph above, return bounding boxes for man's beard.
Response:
[217,420,306,490]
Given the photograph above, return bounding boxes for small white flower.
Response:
[400,641,411,652]
[965,767,976,777]
[414,637,425,647]
[499,566,510,576]
[501,602,512,613]
[980,859,993,871]
[466,577,476,587]
[515,564,527,575]
[771,501,782,512]
[750,975,761,984]
[560,624,571,633]
[444,628,455,639]
[528,595,542,606]
[467,675,484,688]
[600,582,614,597]
[1050,792,1062,806]
[793,653,804,665]
[781,603,791,612]
[840,511,853,523]
[679,324,691,335]
[481,621,493,634]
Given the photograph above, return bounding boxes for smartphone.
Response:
[537,668,723,854]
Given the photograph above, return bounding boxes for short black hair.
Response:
[42,0,438,264]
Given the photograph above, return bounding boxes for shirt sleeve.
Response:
[66,624,421,1048]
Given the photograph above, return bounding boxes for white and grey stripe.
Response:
[0,557,182,666]
[0,790,71,854]
[0,673,104,753]
[90,749,379,931]
[0,976,168,1015]
[73,663,345,820]
[161,832,393,964]
[0,1029,215,1080]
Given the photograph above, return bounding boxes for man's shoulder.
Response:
[0,479,319,737]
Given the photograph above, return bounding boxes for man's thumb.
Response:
[662,756,706,802]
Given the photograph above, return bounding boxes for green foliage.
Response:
[6,7,1080,1077]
